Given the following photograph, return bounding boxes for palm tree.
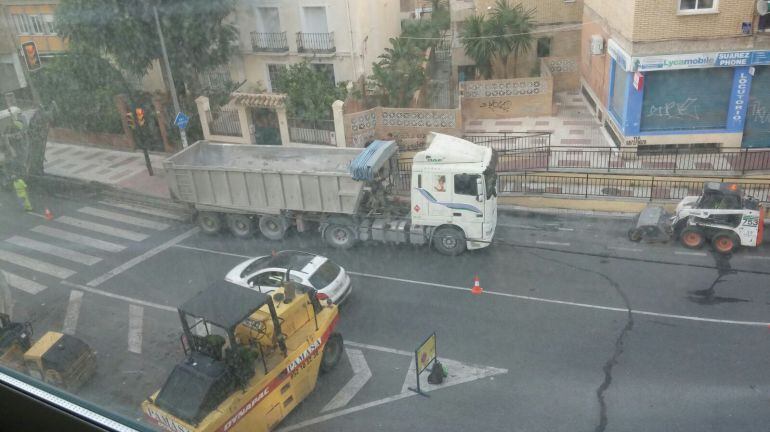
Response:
[460,15,495,79]
[371,38,426,107]
[490,0,535,78]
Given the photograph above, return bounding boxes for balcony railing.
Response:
[296,31,335,54]
[250,31,289,52]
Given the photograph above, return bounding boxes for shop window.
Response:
[609,60,630,124]
[640,67,733,132]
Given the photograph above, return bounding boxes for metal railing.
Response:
[464,133,552,152]
[288,118,335,145]
[296,32,335,53]
[250,32,289,52]
[206,108,241,137]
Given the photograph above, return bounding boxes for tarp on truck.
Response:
[349,140,397,181]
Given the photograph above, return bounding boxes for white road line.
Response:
[2,271,46,294]
[606,246,643,253]
[128,304,144,354]
[99,200,187,221]
[31,225,126,253]
[345,341,412,357]
[78,207,170,231]
[744,255,770,260]
[61,281,176,312]
[674,251,708,257]
[62,290,83,335]
[56,216,149,242]
[86,228,199,287]
[498,223,541,230]
[557,227,575,232]
[0,249,76,279]
[172,244,251,259]
[6,236,101,265]
[321,348,372,413]
[535,240,571,247]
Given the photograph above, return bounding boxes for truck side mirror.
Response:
[476,177,484,202]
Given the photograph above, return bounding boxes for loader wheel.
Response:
[627,229,643,242]
[324,224,357,249]
[712,233,737,255]
[320,333,343,374]
[198,212,222,234]
[680,227,705,249]
[259,215,287,241]
[433,227,466,256]
[227,214,255,239]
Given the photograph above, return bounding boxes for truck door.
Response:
[451,174,484,240]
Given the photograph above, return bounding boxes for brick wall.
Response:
[343,107,462,150]
[583,0,636,42]
[460,76,554,119]
[474,0,583,24]
[580,8,611,107]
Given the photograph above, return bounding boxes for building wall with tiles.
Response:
[474,0,583,25]
[633,0,755,43]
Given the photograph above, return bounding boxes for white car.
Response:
[224,250,352,304]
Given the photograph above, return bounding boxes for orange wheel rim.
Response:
[683,232,701,246]
[715,237,733,252]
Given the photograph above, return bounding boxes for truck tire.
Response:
[227,214,255,238]
[433,227,466,256]
[324,224,357,249]
[198,212,222,234]
[320,333,343,374]
[712,232,738,254]
[680,226,705,249]
[259,215,287,241]
[627,228,642,242]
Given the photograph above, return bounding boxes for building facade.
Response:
[581,0,770,150]
[228,0,402,92]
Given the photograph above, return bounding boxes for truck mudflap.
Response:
[628,205,673,243]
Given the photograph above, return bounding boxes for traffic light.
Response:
[135,107,145,127]
[126,112,135,129]
[21,41,41,71]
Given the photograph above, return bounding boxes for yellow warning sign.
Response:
[416,333,436,373]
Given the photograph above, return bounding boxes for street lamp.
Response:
[153,5,188,148]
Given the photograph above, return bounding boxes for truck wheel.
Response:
[627,228,642,242]
[433,227,466,256]
[198,212,222,234]
[324,224,357,249]
[320,333,343,374]
[680,227,705,249]
[712,232,738,254]
[227,214,255,238]
[259,215,287,241]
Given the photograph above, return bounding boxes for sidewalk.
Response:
[43,142,171,199]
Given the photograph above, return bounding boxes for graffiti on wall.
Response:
[646,98,701,121]
[479,100,512,113]
[750,100,770,124]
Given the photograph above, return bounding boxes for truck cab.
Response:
[410,133,497,254]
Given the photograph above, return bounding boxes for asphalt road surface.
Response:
[1,189,770,432]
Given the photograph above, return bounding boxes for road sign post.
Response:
[408,332,437,397]
[174,112,189,130]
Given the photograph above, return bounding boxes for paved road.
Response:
[1,190,770,431]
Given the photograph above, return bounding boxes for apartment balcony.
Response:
[250,31,289,53]
[296,31,335,54]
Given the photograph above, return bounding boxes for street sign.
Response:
[174,112,189,129]
[409,332,437,396]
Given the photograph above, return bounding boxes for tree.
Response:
[274,62,347,120]
[460,15,496,79]
[55,0,238,100]
[369,38,426,107]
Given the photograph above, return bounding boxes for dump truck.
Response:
[628,182,766,254]
[163,132,497,255]
[142,277,342,432]
[0,313,96,391]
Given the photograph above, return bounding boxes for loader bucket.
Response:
[628,205,672,243]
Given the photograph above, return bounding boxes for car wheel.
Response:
[712,232,738,254]
[680,226,705,249]
[227,214,255,238]
[259,215,287,241]
[320,333,343,373]
[198,212,222,234]
[324,224,357,249]
[627,228,642,242]
[433,227,466,256]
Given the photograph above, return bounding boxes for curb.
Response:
[498,204,636,219]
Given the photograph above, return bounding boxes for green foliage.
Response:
[30,51,131,134]
[401,0,450,51]
[368,37,426,108]
[274,62,347,120]
[460,15,496,79]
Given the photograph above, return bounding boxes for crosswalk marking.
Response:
[56,216,148,242]
[62,290,83,335]
[6,236,101,266]
[2,271,46,294]
[0,249,76,279]
[78,207,170,231]
[31,226,126,253]
[128,305,143,354]
[99,200,186,221]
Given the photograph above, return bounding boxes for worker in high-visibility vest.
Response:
[12,176,32,212]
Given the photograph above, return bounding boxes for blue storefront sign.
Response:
[727,67,753,132]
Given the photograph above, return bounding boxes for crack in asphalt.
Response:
[526,250,634,432]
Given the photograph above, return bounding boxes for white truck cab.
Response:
[410,133,497,251]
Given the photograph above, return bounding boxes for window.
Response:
[536,37,551,58]
[454,174,480,196]
[309,261,341,289]
[678,0,717,13]
[759,5,770,32]
[256,7,281,33]
[267,64,287,92]
[29,15,44,34]
[12,14,30,34]
[609,60,630,124]
[43,14,56,34]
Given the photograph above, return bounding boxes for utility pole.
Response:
[153,5,188,148]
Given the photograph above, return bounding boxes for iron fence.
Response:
[250,32,289,52]
[464,133,551,152]
[288,118,335,145]
[296,32,335,53]
[206,108,241,137]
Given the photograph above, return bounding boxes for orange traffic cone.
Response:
[471,275,483,295]
[44,208,54,221]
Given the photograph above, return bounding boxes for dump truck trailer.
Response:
[164,133,498,255]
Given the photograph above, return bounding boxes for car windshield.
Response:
[308,261,341,289]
